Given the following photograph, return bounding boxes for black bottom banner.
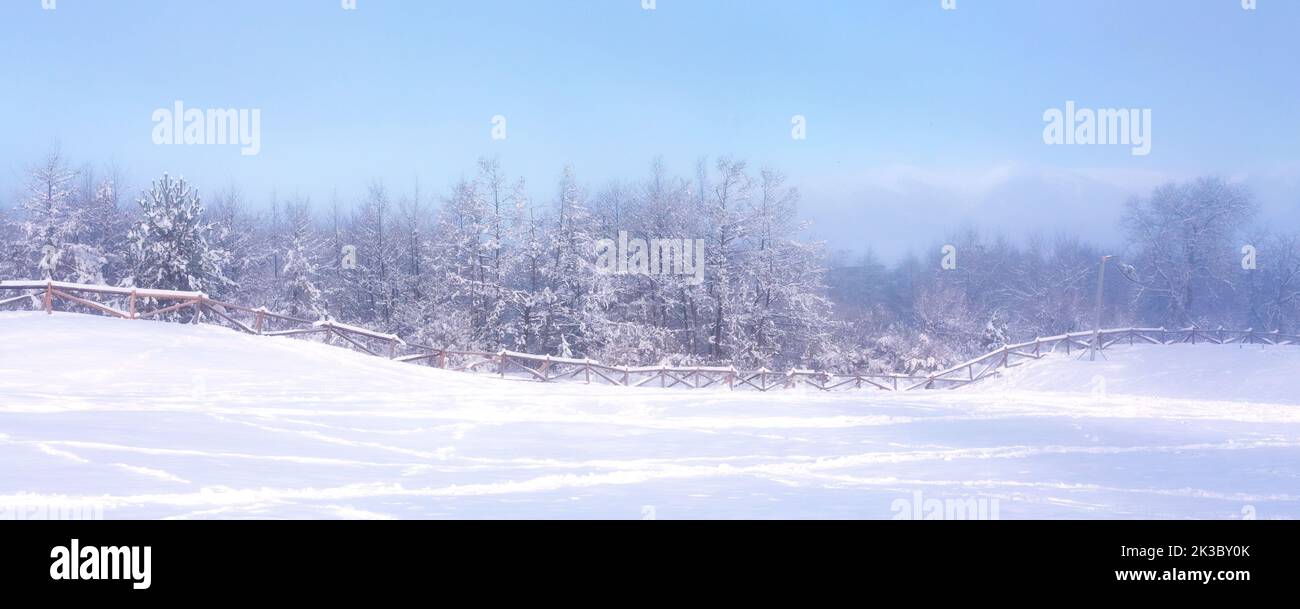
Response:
[0,520,1287,600]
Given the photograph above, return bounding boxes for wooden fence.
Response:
[3,279,1296,392]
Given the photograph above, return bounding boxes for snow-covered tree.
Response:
[389,182,433,335]
[1123,178,1257,327]
[125,173,231,296]
[18,152,85,280]
[351,183,401,328]
[206,186,265,304]
[280,201,324,318]
[739,168,834,368]
[1244,232,1300,333]
[12,148,1290,376]
[543,164,607,357]
[702,158,752,362]
[500,178,551,353]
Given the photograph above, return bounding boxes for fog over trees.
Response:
[4,152,1298,374]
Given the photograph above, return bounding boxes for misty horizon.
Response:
[4,0,1298,261]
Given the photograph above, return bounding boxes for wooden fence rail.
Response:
[3,279,1297,392]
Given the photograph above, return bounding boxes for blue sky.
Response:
[2,0,1297,258]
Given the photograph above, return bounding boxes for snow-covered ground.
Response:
[2,310,1297,519]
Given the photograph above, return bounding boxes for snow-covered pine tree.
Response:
[125,173,231,297]
[280,201,325,318]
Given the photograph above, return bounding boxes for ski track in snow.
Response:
[1,311,1298,519]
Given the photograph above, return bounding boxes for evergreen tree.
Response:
[125,173,231,296]
[280,202,324,318]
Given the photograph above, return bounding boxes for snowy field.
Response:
[2,310,1298,519]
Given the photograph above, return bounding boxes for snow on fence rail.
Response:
[2,279,1297,392]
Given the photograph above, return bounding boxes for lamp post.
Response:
[1090,255,1114,362]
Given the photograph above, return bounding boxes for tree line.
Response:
[3,152,1297,374]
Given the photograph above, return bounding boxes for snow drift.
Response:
[1,311,1298,519]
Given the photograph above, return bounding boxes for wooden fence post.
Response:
[43,284,52,314]
[129,291,137,319]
